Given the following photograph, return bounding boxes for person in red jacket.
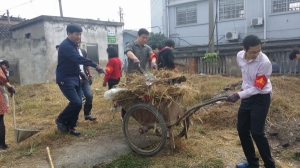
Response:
[103,47,122,89]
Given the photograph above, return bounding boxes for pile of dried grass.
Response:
[113,70,189,105]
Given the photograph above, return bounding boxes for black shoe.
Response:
[69,128,81,136]
[55,118,69,133]
[0,144,8,151]
[85,115,97,121]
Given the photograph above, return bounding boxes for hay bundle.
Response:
[113,70,188,106]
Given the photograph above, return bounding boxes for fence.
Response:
[175,51,298,75]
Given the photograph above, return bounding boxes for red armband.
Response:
[149,53,157,61]
[105,65,113,73]
[254,75,267,89]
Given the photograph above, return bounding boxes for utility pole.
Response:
[58,0,63,17]
[118,7,124,22]
[7,10,10,25]
[208,0,214,52]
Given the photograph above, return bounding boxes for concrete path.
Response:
[37,135,131,168]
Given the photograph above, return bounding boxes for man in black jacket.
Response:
[157,39,176,71]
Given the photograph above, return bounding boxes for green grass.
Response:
[197,158,224,168]
[290,152,300,161]
[0,154,6,163]
[101,154,151,168]
[17,143,37,158]
[198,126,207,135]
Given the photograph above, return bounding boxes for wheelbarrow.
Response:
[119,95,227,156]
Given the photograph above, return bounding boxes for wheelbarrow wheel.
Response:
[122,103,167,156]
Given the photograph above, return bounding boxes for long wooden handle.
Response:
[12,94,16,129]
[46,147,54,168]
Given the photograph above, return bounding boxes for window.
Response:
[25,33,31,39]
[272,0,300,13]
[176,5,197,26]
[219,0,244,20]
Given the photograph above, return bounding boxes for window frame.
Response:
[219,0,245,21]
[176,4,197,26]
[271,0,300,13]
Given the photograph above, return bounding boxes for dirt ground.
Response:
[0,75,300,168]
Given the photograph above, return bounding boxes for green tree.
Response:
[147,32,166,48]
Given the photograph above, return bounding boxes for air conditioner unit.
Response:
[225,31,238,41]
[251,17,263,26]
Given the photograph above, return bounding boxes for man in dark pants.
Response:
[227,35,276,168]
[56,24,103,136]
[77,43,96,121]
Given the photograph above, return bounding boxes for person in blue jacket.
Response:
[55,23,104,136]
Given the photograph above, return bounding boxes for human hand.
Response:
[7,86,15,97]
[133,59,140,66]
[88,76,93,85]
[79,72,88,80]
[102,81,107,87]
[226,93,240,103]
[151,62,157,69]
[95,65,105,74]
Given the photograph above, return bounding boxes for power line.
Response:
[0,1,33,13]
[150,0,159,12]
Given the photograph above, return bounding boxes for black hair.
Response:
[66,24,82,34]
[164,39,175,48]
[55,45,59,49]
[138,28,149,36]
[242,35,261,51]
[151,44,162,50]
[289,47,300,60]
[0,60,9,69]
[106,47,119,58]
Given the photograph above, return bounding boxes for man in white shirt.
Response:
[227,35,276,168]
[78,43,97,122]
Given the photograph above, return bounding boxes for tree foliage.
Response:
[147,32,166,48]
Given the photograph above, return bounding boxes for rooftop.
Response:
[10,15,124,31]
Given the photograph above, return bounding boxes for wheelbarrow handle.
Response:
[170,96,228,127]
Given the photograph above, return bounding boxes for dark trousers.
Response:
[237,94,275,168]
[81,80,93,116]
[57,83,82,129]
[108,79,120,90]
[0,115,5,145]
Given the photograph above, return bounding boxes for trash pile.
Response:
[111,70,188,106]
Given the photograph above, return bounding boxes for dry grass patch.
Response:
[1,74,300,167]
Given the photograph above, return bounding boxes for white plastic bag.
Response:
[103,88,127,100]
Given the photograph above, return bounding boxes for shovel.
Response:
[12,94,39,143]
[138,65,156,85]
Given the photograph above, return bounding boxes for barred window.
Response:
[176,5,197,26]
[219,0,244,20]
[272,0,300,13]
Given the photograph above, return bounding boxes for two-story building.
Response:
[151,0,300,75]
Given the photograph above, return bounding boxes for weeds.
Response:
[0,154,6,163]
[18,143,36,157]
[197,158,224,168]
[290,152,300,161]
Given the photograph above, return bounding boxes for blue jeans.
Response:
[57,83,82,129]
[81,80,93,116]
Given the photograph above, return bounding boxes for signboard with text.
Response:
[107,27,116,43]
